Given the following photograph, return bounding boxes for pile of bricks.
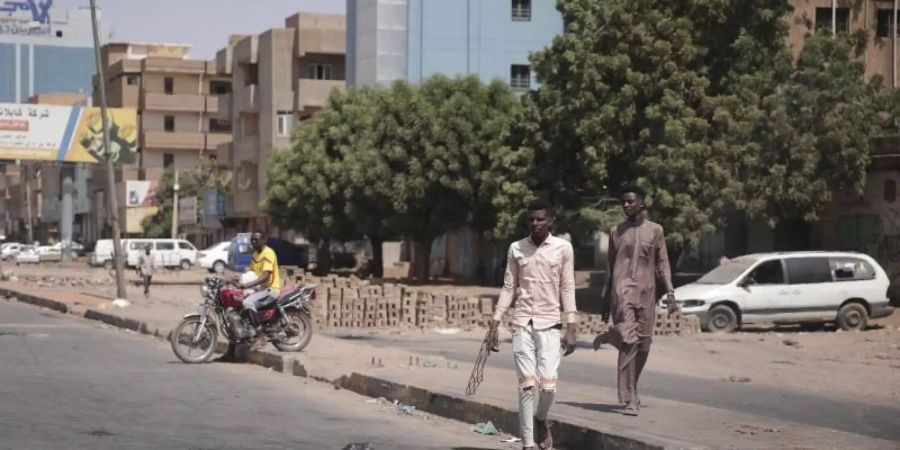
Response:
[291,270,700,336]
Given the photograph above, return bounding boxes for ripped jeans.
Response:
[512,323,561,447]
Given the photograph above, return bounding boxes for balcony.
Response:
[215,93,232,120]
[297,28,346,57]
[142,130,205,151]
[205,95,219,114]
[295,79,344,112]
[235,84,257,113]
[143,92,205,113]
[205,133,232,152]
[142,57,206,74]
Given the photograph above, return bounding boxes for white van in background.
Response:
[125,239,198,270]
[90,239,128,269]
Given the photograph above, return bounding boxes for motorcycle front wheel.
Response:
[273,311,312,352]
[170,317,218,363]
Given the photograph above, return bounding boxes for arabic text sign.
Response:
[0,102,138,163]
[0,0,53,36]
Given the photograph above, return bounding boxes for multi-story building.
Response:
[0,3,105,103]
[216,13,346,235]
[91,42,232,242]
[346,0,562,90]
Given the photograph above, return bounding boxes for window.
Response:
[129,241,149,251]
[877,9,900,38]
[815,7,850,34]
[210,80,231,95]
[126,75,138,86]
[510,64,531,91]
[277,113,294,137]
[55,30,63,38]
[243,64,258,85]
[164,116,175,132]
[512,0,531,21]
[164,77,174,94]
[163,153,174,168]
[156,242,175,251]
[178,241,194,250]
[238,244,252,255]
[307,64,333,80]
[885,179,896,203]
[209,119,231,133]
[786,257,833,284]
[829,257,876,281]
[746,260,785,285]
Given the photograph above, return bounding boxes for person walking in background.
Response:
[139,244,155,297]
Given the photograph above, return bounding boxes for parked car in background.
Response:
[124,238,198,270]
[15,246,40,265]
[37,245,62,262]
[228,233,309,272]
[1,242,23,261]
[51,241,85,256]
[198,241,230,273]
[90,239,123,269]
[673,251,894,333]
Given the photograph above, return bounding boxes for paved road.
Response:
[0,300,507,450]
[344,332,900,442]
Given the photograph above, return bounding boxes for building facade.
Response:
[0,4,105,103]
[347,0,562,90]
[91,42,232,243]
[216,13,346,236]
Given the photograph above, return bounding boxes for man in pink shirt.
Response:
[489,200,577,450]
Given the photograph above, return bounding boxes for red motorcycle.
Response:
[170,276,315,363]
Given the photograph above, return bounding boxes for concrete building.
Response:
[215,13,346,235]
[0,3,106,103]
[346,0,562,89]
[91,42,232,242]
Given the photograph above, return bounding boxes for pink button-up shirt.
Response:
[493,234,577,329]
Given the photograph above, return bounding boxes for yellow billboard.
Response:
[0,103,137,164]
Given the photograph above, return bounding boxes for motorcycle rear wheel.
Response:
[170,317,218,363]
[273,311,312,352]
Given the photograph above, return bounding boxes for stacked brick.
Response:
[287,269,699,336]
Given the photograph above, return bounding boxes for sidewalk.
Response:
[1,281,897,449]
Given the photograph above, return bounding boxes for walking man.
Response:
[139,244,154,297]
[489,200,577,450]
[597,185,677,416]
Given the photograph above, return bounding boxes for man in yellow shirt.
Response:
[239,231,281,338]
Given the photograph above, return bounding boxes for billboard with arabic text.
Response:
[0,102,138,163]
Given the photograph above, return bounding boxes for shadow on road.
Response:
[559,401,622,415]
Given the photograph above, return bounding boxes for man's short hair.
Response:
[621,184,645,200]
[527,199,552,215]
[252,230,265,237]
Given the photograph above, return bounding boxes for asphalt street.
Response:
[346,332,900,442]
[0,300,506,450]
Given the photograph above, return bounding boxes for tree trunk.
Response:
[370,234,384,278]
[413,238,432,283]
[315,239,332,276]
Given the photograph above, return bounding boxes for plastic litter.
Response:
[472,421,499,435]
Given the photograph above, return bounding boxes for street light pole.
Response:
[89,0,127,299]
[172,169,179,239]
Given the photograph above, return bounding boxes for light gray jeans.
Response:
[512,323,561,447]
[242,288,275,311]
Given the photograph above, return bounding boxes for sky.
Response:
[55,0,346,59]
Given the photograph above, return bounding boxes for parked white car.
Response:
[197,241,230,273]
[51,241,85,256]
[1,242,24,261]
[37,245,62,262]
[15,246,40,265]
[124,239,198,270]
[90,239,127,269]
[674,251,895,332]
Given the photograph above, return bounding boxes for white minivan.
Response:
[675,252,895,332]
[125,239,198,270]
[90,239,128,269]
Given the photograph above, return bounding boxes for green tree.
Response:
[141,159,229,238]
[522,0,879,248]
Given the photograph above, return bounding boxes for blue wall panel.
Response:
[0,43,16,102]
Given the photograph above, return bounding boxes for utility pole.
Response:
[832,0,837,36]
[23,163,33,244]
[90,0,127,299]
[172,169,179,239]
[894,0,898,88]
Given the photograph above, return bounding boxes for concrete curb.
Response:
[3,287,683,450]
[335,372,677,450]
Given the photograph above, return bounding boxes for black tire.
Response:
[837,303,868,331]
[273,311,313,352]
[170,317,218,363]
[103,260,113,270]
[213,260,226,273]
[799,322,825,332]
[706,305,739,333]
[180,259,192,271]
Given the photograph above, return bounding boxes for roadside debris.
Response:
[728,375,752,383]
[112,299,131,308]
[472,421,499,435]
[393,400,416,414]
[782,339,800,347]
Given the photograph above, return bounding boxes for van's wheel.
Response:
[706,305,739,333]
[837,303,868,331]
[180,259,192,270]
[104,260,113,270]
